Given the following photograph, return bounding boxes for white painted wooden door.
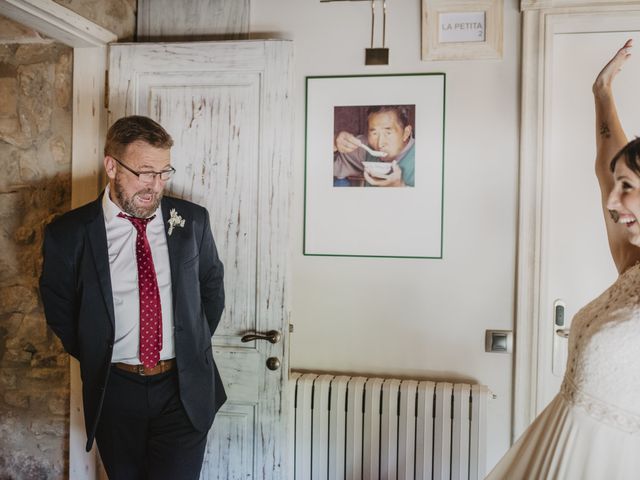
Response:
[534,17,640,413]
[108,41,293,479]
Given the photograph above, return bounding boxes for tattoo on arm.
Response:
[600,122,611,139]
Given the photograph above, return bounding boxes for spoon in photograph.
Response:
[355,139,388,158]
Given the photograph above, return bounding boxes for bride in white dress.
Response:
[486,40,640,479]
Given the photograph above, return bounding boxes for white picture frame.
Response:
[422,0,503,61]
[303,73,446,258]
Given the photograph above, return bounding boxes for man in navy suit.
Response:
[40,116,226,479]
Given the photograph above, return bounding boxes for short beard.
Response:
[113,174,163,218]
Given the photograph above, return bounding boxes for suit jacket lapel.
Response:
[85,195,115,329]
[161,198,182,308]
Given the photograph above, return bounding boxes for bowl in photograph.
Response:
[362,161,392,177]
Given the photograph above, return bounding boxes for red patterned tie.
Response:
[118,213,162,368]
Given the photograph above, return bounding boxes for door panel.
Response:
[201,404,255,479]
[109,41,293,479]
[144,73,260,336]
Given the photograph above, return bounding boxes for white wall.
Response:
[250,0,521,467]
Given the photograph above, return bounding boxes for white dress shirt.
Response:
[102,185,175,364]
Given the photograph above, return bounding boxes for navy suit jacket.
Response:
[39,194,227,451]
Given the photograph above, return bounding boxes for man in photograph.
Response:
[333,105,415,187]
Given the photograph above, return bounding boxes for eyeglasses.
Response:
[111,156,176,182]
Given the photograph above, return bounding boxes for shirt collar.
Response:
[394,137,415,163]
[102,184,162,223]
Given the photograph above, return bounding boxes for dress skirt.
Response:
[486,393,640,479]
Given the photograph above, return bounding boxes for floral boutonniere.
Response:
[167,208,185,236]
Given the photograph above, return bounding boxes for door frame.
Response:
[516,0,640,439]
[0,0,115,476]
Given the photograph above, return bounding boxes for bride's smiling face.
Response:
[607,160,640,246]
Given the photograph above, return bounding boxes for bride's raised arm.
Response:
[592,39,639,272]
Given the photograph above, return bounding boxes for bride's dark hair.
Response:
[610,136,640,174]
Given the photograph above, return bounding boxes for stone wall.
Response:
[53,0,136,40]
[0,1,136,476]
[0,32,73,479]
[0,2,134,477]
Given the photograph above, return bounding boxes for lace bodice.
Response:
[561,263,640,433]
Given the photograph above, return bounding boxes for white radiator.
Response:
[290,373,489,480]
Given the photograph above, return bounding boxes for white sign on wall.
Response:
[439,12,485,43]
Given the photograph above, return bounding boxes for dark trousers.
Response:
[95,367,208,480]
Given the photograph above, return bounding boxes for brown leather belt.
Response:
[112,359,176,376]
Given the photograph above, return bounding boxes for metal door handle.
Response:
[555,328,570,338]
[241,330,281,344]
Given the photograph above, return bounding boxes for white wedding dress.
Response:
[486,263,640,479]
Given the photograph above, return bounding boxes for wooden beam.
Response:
[0,0,116,47]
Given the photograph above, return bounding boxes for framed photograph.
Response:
[422,0,503,61]
[303,73,445,258]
